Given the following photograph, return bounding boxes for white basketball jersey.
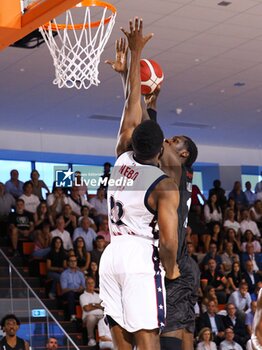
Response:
[107,151,167,241]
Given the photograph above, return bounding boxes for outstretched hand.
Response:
[105,37,128,74]
[144,85,161,107]
[121,17,153,52]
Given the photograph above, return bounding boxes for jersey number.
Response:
[110,195,124,225]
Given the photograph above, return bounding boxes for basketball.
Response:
[140,59,164,95]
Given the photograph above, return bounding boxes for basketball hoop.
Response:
[39,0,117,89]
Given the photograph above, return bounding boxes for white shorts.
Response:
[99,235,166,333]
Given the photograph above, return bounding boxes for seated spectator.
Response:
[202,243,223,272]
[187,241,198,264]
[74,171,89,200]
[87,261,99,293]
[242,260,261,296]
[219,327,243,350]
[46,337,58,350]
[209,222,224,253]
[241,243,262,273]
[249,200,262,230]
[228,181,248,211]
[245,181,257,207]
[73,236,90,274]
[60,255,85,321]
[5,169,24,199]
[221,242,240,276]
[98,316,114,350]
[51,215,73,252]
[79,276,104,347]
[8,198,34,255]
[73,217,97,252]
[47,186,68,219]
[209,179,227,212]
[90,235,106,267]
[245,300,257,336]
[196,327,217,350]
[227,262,243,294]
[224,209,241,237]
[201,258,227,304]
[228,282,251,315]
[201,286,218,313]
[225,197,240,222]
[204,193,222,227]
[96,217,110,244]
[241,229,261,253]
[89,187,108,225]
[188,205,209,252]
[19,181,40,214]
[240,209,260,239]
[67,186,93,217]
[30,169,50,200]
[34,201,54,230]
[224,228,241,255]
[32,222,52,258]
[78,205,97,231]
[223,303,249,348]
[0,182,15,235]
[46,237,67,299]
[198,300,225,345]
[62,204,77,238]
[255,179,262,198]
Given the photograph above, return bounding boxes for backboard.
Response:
[0,0,81,51]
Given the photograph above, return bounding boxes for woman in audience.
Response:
[201,286,218,313]
[224,209,241,237]
[73,236,90,274]
[225,197,240,222]
[224,228,241,255]
[226,261,243,294]
[32,222,52,258]
[241,229,261,253]
[246,288,262,350]
[62,204,77,238]
[209,223,224,253]
[30,169,50,200]
[34,201,54,229]
[196,327,217,350]
[87,261,99,293]
[78,205,97,231]
[250,200,262,231]
[46,236,67,299]
[204,193,222,227]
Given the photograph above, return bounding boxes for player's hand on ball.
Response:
[105,37,128,74]
[121,17,153,52]
[144,85,161,107]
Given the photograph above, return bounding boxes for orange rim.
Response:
[41,0,116,30]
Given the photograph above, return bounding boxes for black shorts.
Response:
[163,256,200,334]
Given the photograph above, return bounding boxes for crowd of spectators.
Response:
[1,168,262,349]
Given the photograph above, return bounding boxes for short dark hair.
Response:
[182,136,198,167]
[1,314,20,328]
[131,120,164,161]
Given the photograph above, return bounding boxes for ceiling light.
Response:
[176,108,183,115]
[20,68,25,72]
[220,89,225,93]
[189,102,194,106]
[234,82,245,87]
[218,1,231,6]
[256,109,261,113]
[194,58,200,63]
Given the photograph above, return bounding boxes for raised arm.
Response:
[116,18,153,157]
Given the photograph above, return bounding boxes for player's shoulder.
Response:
[156,176,179,191]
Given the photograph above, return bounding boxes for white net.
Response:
[39,3,116,89]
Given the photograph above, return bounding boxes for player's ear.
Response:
[158,146,164,159]
[180,149,189,159]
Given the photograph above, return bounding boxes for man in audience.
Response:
[242,260,261,296]
[198,300,225,345]
[19,181,40,214]
[73,217,97,252]
[244,181,257,207]
[90,235,106,267]
[245,300,257,336]
[80,276,104,347]
[0,314,30,350]
[8,198,34,255]
[0,182,15,235]
[209,179,227,211]
[241,242,262,273]
[46,337,58,350]
[90,187,108,225]
[202,242,223,272]
[67,186,93,217]
[254,177,262,200]
[228,282,252,315]
[240,210,260,238]
[5,169,24,199]
[47,186,68,217]
[51,215,73,251]
[223,209,241,236]
[60,255,85,321]
[221,242,240,276]
[201,258,227,304]
[223,303,248,348]
[219,327,243,350]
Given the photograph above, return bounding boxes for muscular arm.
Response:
[154,178,180,279]
[116,18,153,157]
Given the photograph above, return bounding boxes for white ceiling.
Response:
[1,0,262,150]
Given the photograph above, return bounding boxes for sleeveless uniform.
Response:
[0,337,26,350]
[99,151,167,333]
[162,165,200,334]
